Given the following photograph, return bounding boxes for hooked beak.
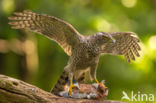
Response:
[111,37,116,43]
[107,34,116,43]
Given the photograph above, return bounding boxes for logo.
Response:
[121,91,154,102]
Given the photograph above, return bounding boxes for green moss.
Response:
[5,81,13,86]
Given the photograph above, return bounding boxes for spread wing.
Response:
[8,10,82,55]
[100,32,141,62]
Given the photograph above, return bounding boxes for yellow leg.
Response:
[94,77,99,84]
[67,77,78,95]
[95,78,108,89]
[68,78,74,95]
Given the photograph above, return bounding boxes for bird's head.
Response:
[94,32,116,44]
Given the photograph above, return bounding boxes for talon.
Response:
[68,87,72,95]
[94,78,109,88]
[104,86,108,89]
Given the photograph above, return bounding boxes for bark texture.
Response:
[0,74,124,103]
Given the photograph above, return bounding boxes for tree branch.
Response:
[0,74,124,103]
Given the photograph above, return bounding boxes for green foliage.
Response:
[0,0,156,101]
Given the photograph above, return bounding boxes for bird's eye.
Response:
[103,36,107,40]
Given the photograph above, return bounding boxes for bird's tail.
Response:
[51,70,86,95]
[50,70,68,94]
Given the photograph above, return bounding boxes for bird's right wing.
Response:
[8,10,83,55]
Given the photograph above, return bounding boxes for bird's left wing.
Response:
[8,10,83,56]
[100,32,141,62]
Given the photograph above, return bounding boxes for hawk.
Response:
[8,10,141,95]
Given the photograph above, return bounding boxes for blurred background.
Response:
[0,0,156,102]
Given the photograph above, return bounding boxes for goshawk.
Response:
[8,10,141,95]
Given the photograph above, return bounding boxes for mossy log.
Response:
[0,74,124,103]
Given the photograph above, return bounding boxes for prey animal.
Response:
[8,10,141,95]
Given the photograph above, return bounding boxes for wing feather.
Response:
[101,32,141,63]
[8,10,82,55]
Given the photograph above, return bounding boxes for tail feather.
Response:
[51,70,68,94]
[51,70,86,95]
